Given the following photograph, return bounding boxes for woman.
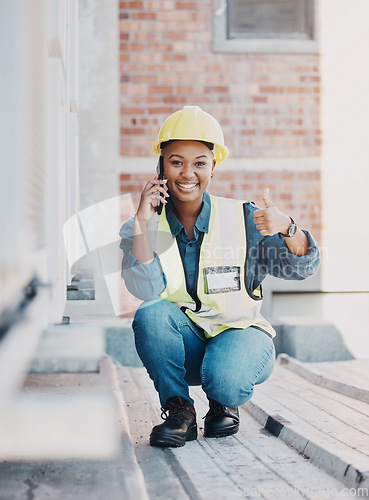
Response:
[119,106,320,448]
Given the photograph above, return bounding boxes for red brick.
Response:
[120,106,144,114]
[121,128,145,135]
[175,1,198,8]
[119,1,143,8]
[163,54,188,62]
[217,172,235,181]
[265,130,284,136]
[147,43,173,52]
[300,76,321,83]
[163,96,187,104]
[149,107,174,114]
[120,183,143,192]
[205,86,228,93]
[132,74,158,83]
[149,85,173,94]
[132,12,156,20]
[260,86,285,93]
[163,32,186,41]
[132,173,153,182]
[120,42,144,51]
[252,96,267,103]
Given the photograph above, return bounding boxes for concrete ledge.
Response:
[30,324,106,373]
[245,357,369,491]
[246,396,369,491]
[105,326,142,367]
[0,358,121,460]
[278,353,369,403]
[271,317,354,362]
[104,319,355,367]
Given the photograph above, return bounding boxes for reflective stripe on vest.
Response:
[153,195,275,339]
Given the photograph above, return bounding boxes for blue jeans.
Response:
[132,299,276,407]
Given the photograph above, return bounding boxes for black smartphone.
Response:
[156,155,164,215]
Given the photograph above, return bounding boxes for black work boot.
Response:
[203,396,239,438]
[150,396,197,447]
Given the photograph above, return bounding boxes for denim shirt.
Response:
[119,191,320,301]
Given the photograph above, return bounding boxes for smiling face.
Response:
[162,140,216,207]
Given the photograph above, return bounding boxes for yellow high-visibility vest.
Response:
[150,194,275,339]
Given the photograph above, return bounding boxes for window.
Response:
[213,0,318,53]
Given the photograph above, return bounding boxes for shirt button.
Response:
[188,243,193,247]
[189,274,193,278]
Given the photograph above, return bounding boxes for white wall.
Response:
[319,0,369,355]
[0,0,80,323]
[320,0,369,291]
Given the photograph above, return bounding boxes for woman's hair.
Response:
[160,140,214,151]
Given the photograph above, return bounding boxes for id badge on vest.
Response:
[204,266,241,294]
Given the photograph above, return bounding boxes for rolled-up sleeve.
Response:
[257,230,320,281]
[119,217,167,301]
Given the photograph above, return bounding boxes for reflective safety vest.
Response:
[149,194,276,339]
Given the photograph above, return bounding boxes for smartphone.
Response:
[156,156,165,215]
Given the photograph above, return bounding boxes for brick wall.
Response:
[119,1,321,158]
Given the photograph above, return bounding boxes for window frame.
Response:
[213,0,319,54]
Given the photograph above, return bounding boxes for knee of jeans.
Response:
[222,384,254,407]
[203,376,254,408]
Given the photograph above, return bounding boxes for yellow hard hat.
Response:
[152,106,229,163]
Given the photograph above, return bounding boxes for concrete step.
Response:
[0,357,149,499]
[115,364,357,499]
[30,323,106,373]
[278,353,369,403]
[3,352,367,498]
[245,355,369,492]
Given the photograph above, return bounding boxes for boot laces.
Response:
[210,404,228,416]
[203,399,236,419]
[160,398,192,422]
[202,402,228,419]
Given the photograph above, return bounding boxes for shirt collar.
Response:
[165,191,211,238]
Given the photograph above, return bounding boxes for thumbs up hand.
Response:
[253,188,291,236]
